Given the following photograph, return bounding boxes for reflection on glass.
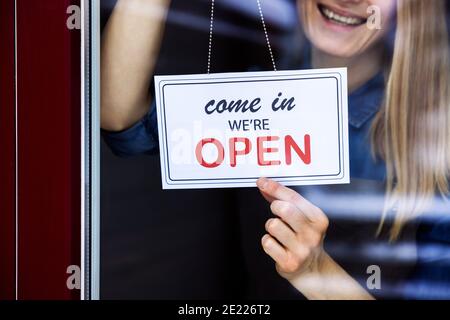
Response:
[100,0,450,300]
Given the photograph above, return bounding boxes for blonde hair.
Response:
[372,0,450,240]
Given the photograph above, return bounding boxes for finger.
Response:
[257,178,278,203]
[270,200,306,233]
[265,218,298,252]
[259,189,276,203]
[257,178,319,222]
[257,177,304,204]
[257,178,277,203]
[261,234,287,265]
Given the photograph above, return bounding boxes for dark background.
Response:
[100,0,303,299]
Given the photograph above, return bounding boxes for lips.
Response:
[318,4,366,27]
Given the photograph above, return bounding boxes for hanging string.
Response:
[256,0,277,71]
[207,0,277,74]
[207,0,215,74]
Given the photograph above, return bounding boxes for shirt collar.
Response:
[299,46,385,129]
[347,73,385,129]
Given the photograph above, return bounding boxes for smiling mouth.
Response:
[318,4,366,27]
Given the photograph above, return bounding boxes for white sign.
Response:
[154,68,349,189]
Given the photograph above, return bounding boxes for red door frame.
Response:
[0,0,17,301]
[1,0,82,300]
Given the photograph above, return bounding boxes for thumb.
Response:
[257,178,277,203]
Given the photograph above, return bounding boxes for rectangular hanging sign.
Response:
[154,68,350,189]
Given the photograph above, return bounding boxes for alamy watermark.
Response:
[66,5,81,30]
[66,265,81,290]
[367,5,382,30]
[65,4,382,31]
[366,264,382,290]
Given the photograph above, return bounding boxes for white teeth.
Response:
[321,6,364,26]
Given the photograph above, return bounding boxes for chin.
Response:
[312,39,365,59]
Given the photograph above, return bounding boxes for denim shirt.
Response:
[102,66,450,299]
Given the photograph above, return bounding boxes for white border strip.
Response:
[81,0,100,300]
[90,0,101,300]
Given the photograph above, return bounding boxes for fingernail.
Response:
[257,177,269,190]
[266,218,273,229]
[262,234,271,246]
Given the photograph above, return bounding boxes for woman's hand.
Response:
[257,177,329,281]
[257,177,374,300]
